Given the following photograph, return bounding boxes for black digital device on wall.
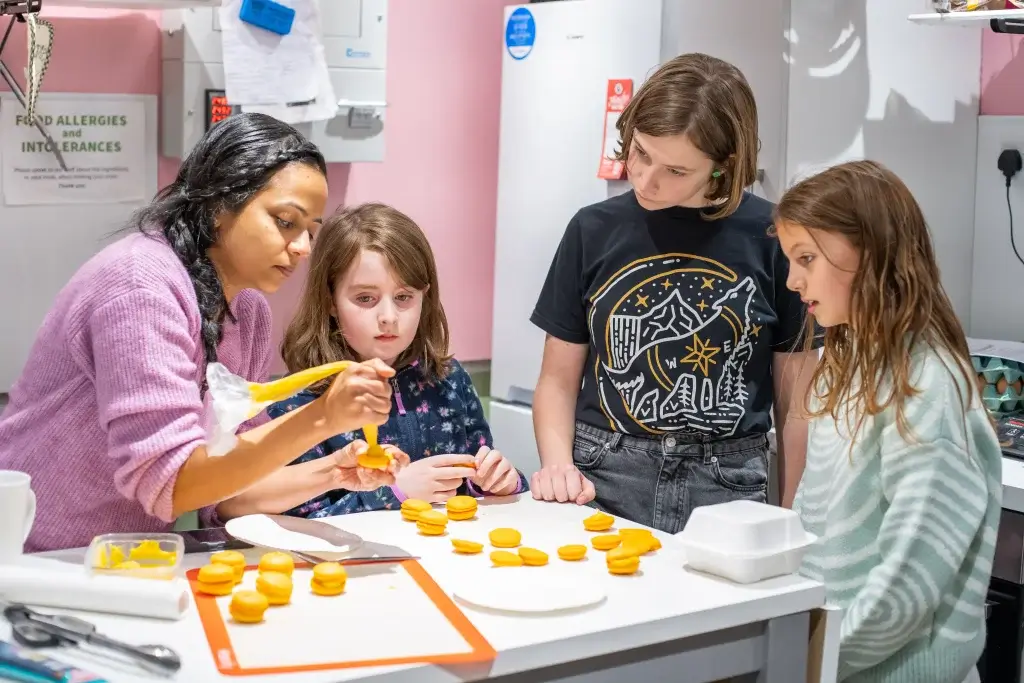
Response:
[205,89,238,131]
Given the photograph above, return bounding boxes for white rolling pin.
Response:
[0,559,190,621]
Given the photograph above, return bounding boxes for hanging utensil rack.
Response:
[0,0,68,171]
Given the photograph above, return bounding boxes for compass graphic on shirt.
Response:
[589,253,762,436]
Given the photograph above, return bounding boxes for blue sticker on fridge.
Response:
[505,8,536,61]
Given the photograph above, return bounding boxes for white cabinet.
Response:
[160,0,387,162]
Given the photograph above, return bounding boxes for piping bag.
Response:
[205,360,392,469]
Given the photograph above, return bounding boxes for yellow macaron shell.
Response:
[490,550,524,567]
[196,562,236,596]
[451,539,484,554]
[210,550,246,582]
[229,590,269,623]
[618,528,657,553]
[518,547,549,566]
[446,495,478,520]
[400,499,433,522]
[357,450,392,470]
[417,509,449,535]
[488,528,522,548]
[591,534,621,551]
[258,551,295,577]
[255,571,294,605]
[557,544,587,561]
[310,562,347,596]
[582,511,615,531]
[605,545,641,563]
[607,555,641,575]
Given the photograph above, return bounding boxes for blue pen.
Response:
[0,640,107,683]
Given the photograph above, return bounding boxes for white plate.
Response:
[225,514,364,555]
[452,572,607,614]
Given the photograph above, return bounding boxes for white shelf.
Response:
[908,8,1024,25]
[43,0,221,8]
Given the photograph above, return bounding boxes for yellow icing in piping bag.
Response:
[206,360,391,467]
[247,361,352,404]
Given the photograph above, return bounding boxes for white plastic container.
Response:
[676,500,817,584]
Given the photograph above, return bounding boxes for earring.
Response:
[711,170,722,178]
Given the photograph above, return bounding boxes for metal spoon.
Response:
[84,632,182,675]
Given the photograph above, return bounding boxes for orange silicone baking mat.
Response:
[187,560,496,676]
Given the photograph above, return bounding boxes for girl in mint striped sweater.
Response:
[774,160,1001,683]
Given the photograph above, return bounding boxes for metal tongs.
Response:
[1,601,182,676]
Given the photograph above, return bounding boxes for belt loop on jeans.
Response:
[608,432,623,452]
[702,441,714,465]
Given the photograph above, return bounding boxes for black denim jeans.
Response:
[573,421,770,534]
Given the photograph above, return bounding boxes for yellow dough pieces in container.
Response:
[210,550,246,583]
[401,499,433,522]
[205,360,393,467]
[557,544,588,561]
[489,528,522,548]
[196,563,236,596]
[258,551,295,577]
[86,533,183,580]
[417,510,449,536]
[310,562,347,596]
[230,590,269,623]
[451,539,484,554]
[490,550,524,567]
[446,495,478,521]
[582,511,615,532]
[256,571,293,606]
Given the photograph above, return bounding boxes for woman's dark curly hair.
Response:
[130,112,326,376]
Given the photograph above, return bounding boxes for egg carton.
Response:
[973,355,1024,417]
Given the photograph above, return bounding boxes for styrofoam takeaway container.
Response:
[676,500,818,584]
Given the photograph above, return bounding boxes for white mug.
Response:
[0,471,36,562]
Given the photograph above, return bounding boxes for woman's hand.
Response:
[329,440,410,491]
[395,454,476,503]
[470,446,520,496]
[321,358,394,434]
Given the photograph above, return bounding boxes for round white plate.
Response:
[452,572,607,614]
[225,514,364,555]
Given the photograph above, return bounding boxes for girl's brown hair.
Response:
[281,202,451,383]
[615,52,759,220]
[775,160,976,441]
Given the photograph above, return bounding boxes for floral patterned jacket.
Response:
[267,359,528,518]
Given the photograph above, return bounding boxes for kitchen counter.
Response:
[0,497,833,683]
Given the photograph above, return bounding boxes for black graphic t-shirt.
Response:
[531,190,811,439]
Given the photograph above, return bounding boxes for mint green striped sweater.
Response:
[793,346,1002,683]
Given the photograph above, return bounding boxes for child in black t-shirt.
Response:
[529,53,820,533]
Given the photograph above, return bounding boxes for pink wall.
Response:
[981,31,1024,115]
[1,0,510,372]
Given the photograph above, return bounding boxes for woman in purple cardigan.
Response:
[0,113,406,551]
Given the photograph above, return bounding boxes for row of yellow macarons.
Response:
[194,551,348,624]
[400,495,478,534]
[398,499,658,575]
[456,527,656,574]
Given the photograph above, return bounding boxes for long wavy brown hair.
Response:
[281,202,451,385]
[775,160,976,442]
[614,52,760,220]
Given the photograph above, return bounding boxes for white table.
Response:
[2,497,828,683]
